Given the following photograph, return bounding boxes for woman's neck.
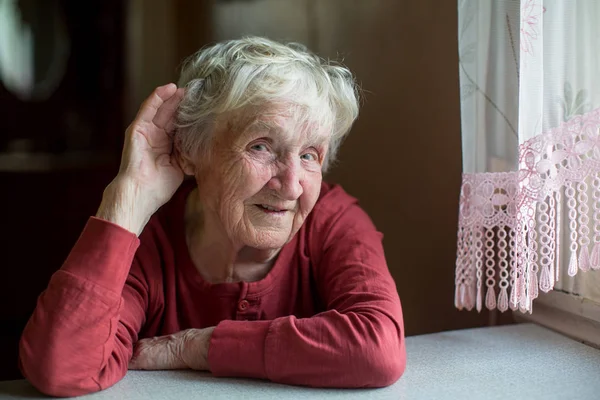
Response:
[184,188,280,284]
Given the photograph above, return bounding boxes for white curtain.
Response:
[456,0,600,313]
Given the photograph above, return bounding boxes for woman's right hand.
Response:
[96,84,185,235]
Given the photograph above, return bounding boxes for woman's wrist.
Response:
[181,327,215,371]
[128,327,215,371]
[96,177,155,236]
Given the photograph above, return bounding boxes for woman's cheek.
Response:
[302,173,322,210]
[242,157,273,185]
[216,156,248,193]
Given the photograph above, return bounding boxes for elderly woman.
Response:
[19,37,406,397]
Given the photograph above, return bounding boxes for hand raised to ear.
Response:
[96,84,186,235]
[120,84,185,197]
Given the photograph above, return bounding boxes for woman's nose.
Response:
[267,159,303,200]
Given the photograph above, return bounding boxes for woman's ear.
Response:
[174,143,196,176]
[180,156,196,176]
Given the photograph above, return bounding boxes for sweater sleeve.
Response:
[19,217,155,397]
[208,202,406,388]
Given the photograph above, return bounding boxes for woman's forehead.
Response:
[247,116,329,143]
[227,106,331,144]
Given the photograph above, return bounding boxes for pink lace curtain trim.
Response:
[456,108,600,313]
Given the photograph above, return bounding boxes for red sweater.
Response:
[19,181,406,397]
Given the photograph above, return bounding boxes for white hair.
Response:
[175,36,359,172]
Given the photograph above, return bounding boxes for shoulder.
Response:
[312,181,358,219]
[305,181,380,247]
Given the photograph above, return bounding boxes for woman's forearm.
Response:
[208,309,405,388]
[19,218,143,397]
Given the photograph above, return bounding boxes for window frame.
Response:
[515,290,600,349]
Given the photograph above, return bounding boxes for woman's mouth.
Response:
[257,204,286,213]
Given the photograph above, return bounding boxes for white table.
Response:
[1,323,598,399]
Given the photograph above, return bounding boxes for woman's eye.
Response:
[301,152,317,161]
[251,143,268,152]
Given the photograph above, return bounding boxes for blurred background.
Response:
[0,0,512,381]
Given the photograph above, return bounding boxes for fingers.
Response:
[135,83,178,126]
[153,87,185,133]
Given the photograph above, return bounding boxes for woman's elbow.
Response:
[19,342,101,397]
[360,339,406,387]
[20,363,101,397]
[369,353,406,387]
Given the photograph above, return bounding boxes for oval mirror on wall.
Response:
[0,0,70,102]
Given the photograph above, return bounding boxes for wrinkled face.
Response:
[193,105,330,250]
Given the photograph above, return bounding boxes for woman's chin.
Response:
[243,230,291,250]
[247,238,287,250]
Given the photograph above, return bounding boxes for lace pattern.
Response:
[456,108,600,312]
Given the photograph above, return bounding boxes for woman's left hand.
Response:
[128,327,215,371]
